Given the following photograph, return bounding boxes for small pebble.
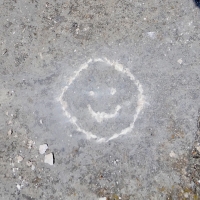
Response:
[7,129,13,136]
[27,140,34,149]
[16,155,23,163]
[8,120,12,125]
[184,193,189,198]
[26,160,32,167]
[169,151,177,158]
[39,144,48,154]
[44,153,54,165]
[16,184,21,190]
[196,144,200,153]
[31,165,35,170]
[177,58,183,64]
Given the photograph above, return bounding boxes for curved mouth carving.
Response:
[87,104,121,123]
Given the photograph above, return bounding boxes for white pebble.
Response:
[39,144,48,154]
[16,184,21,190]
[8,120,12,125]
[31,165,35,170]
[177,58,183,64]
[169,151,177,158]
[7,129,13,136]
[196,146,200,153]
[26,160,32,167]
[44,153,54,165]
[184,193,189,198]
[16,155,23,163]
[27,140,34,149]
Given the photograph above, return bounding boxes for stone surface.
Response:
[0,0,200,199]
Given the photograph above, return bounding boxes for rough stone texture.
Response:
[0,0,200,199]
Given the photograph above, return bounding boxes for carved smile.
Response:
[87,104,121,123]
[59,57,145,142]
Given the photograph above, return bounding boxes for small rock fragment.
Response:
[169,151,177,158]
[7,129,13,136]
[31,165,35,171]
[44,153,54,165]
[16,155,23,163]
[184,193,189,198]
[8,120,12,125]
[192,143,200,158]
[26,160,32,167]
[177,58,183,64]
[16,184,21,190]
[147,32,156,39]
[27,140,35,149]
[12,167,18,174]
[196,144,200,153]
[39,144,48,154]
[99,198,107,200]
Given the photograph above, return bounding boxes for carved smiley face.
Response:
[59,58,145,142]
